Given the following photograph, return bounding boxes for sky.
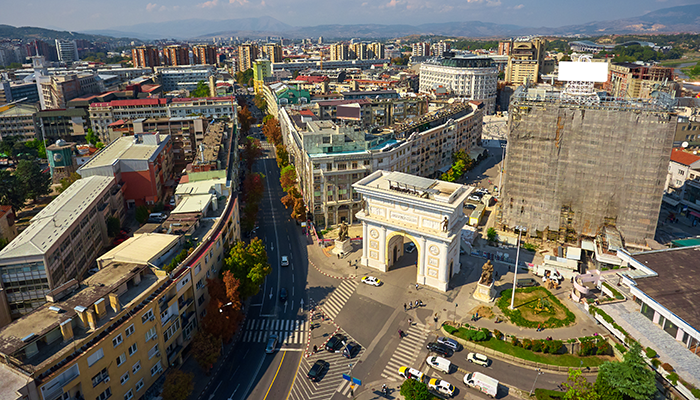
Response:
[0,0,697,31]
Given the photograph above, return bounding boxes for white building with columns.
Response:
[353,170,472,291]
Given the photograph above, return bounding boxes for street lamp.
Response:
[454,303,458,325]
[509,226,526,310]
[529,369,544,396]
[219,302,233,312]
[348,363,356,398]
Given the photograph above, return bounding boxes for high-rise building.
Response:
[237,43,259,72]
[318,36,324,44]
[330,43,349,61]
[368,43,385,60]
[349,43,367,60]
[431,41,451,57]
[163,45,189,66]
[498,40,513,56]
[54,39,78,62]
[131,45,160,68]
[504,37,546,85]
[193,44,217,65]
[261,43,283,63]
[252,59,272,94]
[411,42,431,57]
[419,57,498,114]
[501,64,677,246]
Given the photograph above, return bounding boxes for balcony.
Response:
[167,345,183,364]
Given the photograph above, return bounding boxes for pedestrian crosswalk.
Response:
[380,321,432,381]
[317,280,358,320]
[241,318,307,344]
[288,330,365,400]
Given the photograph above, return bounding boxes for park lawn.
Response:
[476,338,609,368]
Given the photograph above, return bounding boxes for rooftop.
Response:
[670,148,700,167]
[193,122,226,167]
[0,176,115,260]
[97,233,180,268]
[632,246,700,331]
[354,170,468,206]
[79,133,169,171]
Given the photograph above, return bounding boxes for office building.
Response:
[131,45,160,68]
[503,37,547,85]
[261,44,283,63]
[54,40,79,63]
[36,108,89,141]
[419,57,498,114]
[193,45,217,65]
[0,175,123,326]
[156,65,215,92]
[163,45,189,67]
[237,43,259,72]
[0,103,38,139]
[78,133,173,208]
[0,80,40,105]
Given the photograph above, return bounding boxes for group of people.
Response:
[403,300,424,311]
[471,312,480,321]
[536,324,544,332]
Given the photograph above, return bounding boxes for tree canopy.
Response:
[15,159,51,202]
[223,238,271,298]
[191,80,210,98]
[161,370,194,400]
[595,341,656,400]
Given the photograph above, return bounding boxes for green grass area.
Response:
[497,287,576,328]
[658,54,700,67]
[476,338,609,368]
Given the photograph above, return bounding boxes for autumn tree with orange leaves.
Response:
[237,105,254,136]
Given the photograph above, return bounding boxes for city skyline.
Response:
[1,0,697,34]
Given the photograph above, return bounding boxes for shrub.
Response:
[523,242,538,252]
[651,358,661,368]
[493,329,503,340]
[615,343,627,354]
[602,282,624,300]
[645,347,657,359]
[511,336,520,347]
[661,363,674,372]
[444,325,457,334]
[497,287,576,328]
[532,339,544,352]
[544,340,563,354]
[534,388,564,400]
[680,380,700,400]
[522,338,533,350]
[668,372,679,386]
[596,340,610,355]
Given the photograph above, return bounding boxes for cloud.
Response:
[260,0,266,5]
[146,2,158,11]
[513,3,524,9]
[198,0,219,8]
[229,0,250,5]
[159,5,167,11]
[386,0,401,7]
[173,5,180,10]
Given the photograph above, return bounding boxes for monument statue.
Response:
[441,217,449,232]
[338,221,349,241]
[479,260,494,285]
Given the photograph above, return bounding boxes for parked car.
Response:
[148,213,167,223]
[437,337,460,352]
[467,352,490,367]
[427,342,454,357]
[428,378,456,397]
[307,360,328,381]
[265,334,278,353]
[397,366,424,381]
[343,342,361,359]
[325,334,346,352]
[361,276,382,286]
[281,255,289,267]
[516,278,539,288]
[426,356,452,373]
[467,195,482,202]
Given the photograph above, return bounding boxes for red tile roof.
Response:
[111,98,168,107]
[296,75,329,83]
[0,205,13,219]
[108,119,126,127]
[299,109,315,116]
[670,147,700,166]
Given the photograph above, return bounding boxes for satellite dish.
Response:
[682,141,689,148]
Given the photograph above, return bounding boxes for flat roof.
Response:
[355,170,468,205]
[633,246,700,330]
[97,233,179,266]
[79,134,168,170]
[172,194,213,214]
[0,176,114,260]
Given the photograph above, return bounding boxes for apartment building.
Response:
[155,65,215,92]
[604,63,675,99]
[503,37,547,85]
[431,41,451,57]
[0,175,124,327]
[419,57,498,114]
[280,101,482,227]
[0,103,38,139]
[37,73,105,110]
[163,45,189,67]
[310,96,427,128]
[412,42,431,57]
[253,59,273,94]
[260,44,283,63]
[368,43,385,60]
[350,43,367,60]
[330,43,349,61]
[192,45,217,65]
[78,133,173,208]
[237,43,259,72]
[131,45,160,69]
[55,40,78,63]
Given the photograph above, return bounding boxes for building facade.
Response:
[604,63,675,99]
[260,44,283,63]
[163,45,189,67]
[156,65,215,92]
[419,57,498,114]
[131,46,160,69]
[412,42,431,57]
[0,103,38,139]
[0,206,17,244]
[54,40,78,63]
[237,43,259,72]
[193,45,217,65]
[504,38,546,85]
[330,43,349,61]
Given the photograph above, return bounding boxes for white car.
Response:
[467,195,482,202]
[467,352,490,367]
[398,366,424,382]
[281,256,289,267]
[361,276,382,286]
[428,378,456,397]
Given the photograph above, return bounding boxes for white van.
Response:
[464,371,498,398]
[148,213,167,222]
[426,356,452,373]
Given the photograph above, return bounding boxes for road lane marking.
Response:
[263,350,287,400]
[285,345,305,400]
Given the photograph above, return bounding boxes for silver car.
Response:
[265,334,278,354]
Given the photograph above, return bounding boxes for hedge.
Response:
[602,282,624,300]
[680,380,700,400]
[497,287,576,328]
[589,306,637,346]
[645,347,657,359]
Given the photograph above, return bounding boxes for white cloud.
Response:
[198,0,219,8]
[146,2,158,11]
[514,3,524,9]
[159,5,167,11]
[229,0,250,5]
[260,0,266,5]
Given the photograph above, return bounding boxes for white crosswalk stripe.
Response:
[318,280,358,320]
[241,318,308,344]
[379,321,432,381]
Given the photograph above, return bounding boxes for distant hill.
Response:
[0,24,138,43]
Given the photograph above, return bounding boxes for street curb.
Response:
[303,308,341,358]
[309,259,356,280]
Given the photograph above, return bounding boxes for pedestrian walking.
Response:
[415,283,419,290]
[404,303,407,312]
[408,318,412,325]
[409,301,413,309]
[313,345,318,353]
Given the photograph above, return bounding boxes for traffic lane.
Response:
[209,342,268,400]
[245,349,302,400]
[421,366,518,400]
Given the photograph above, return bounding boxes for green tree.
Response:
[280,165,297,191]
[275,144,289,169]
[0,238,8,252]
[15,159,51,202]
[400,379,431,400]
[85,128,99,146]
[0,170,26,212]
[135,205,150,224]
[235,68,254,87]
[563,369,599,400]
[161,370,194,400]
[595,341,656,400]
[254,93,267,113]
[58,172,81,193]
[25,139,47,159]
[486,227,498,243]
[191,80,210,98]
[106,216,120,237]
[223,238,271,298]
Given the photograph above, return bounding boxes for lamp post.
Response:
[529,369,544,396]
[219,302,233,313]
[454,303,458,325]
[348,363,355,398]
[509,226,525,310]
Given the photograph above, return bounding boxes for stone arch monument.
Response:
[353,170,471,292]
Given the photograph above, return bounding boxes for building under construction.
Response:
[501,85,677,246]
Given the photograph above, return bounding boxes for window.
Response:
[120,372,130,385]
[196,279,204,290]
[679,170,685,176]
[151,361,163,376]
[163,320,180,342]
[112,334,123,347]
[116,353,126,366]
[194,263,201,275]
[135,379,144,392]
[124,390,133,400]
[148,344,159,359]
[132,361,141,374]
[142,309,154,323]
[96,388,112,400]
[92,368,109,387]
[125,324,134,337]
[128,343,138,356]
[145,327,157,342]
[87,348,104,367]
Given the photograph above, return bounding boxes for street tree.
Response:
[223,238,271,298]
[241,137,263,172]
[400,379,431,400]
[223,270,243,311]
[238,105,254,135]
[280,187,298,210]
[191,331,221,373]
[85,128,99,146]
[15,159,51,202]
[563,369,599,400]
[202,276,242,343]
[58,172,81,193]
[242,173,265,205]
[191,80,210,98]
[161,370,194,400]
[262,117,282,144]
[0,170,26,212]
[135,205,150,224]
[254,93,267,113]
[292,197,307,222]
[275,144,289,169]
[25,139,47,159]
[280,165,297,191]
[486,227,498,243]
[595,341,656,400]
[240,202,259,233]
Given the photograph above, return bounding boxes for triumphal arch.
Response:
[353,171,470,292]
